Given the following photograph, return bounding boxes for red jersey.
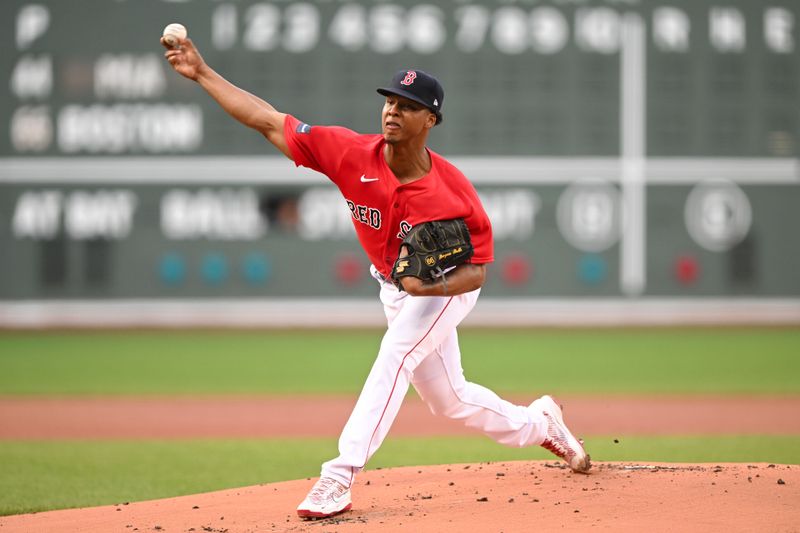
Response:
[283,115,494,278]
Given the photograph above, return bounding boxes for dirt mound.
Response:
[1,461,797,532]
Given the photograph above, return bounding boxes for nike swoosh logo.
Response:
[360,175,379,183]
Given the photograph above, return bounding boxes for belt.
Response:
[371,265,397,287]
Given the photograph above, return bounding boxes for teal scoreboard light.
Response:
[1,0,799,310]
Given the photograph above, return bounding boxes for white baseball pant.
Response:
[321,265,549,487]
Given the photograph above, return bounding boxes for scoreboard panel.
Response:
[2,169,798,300]
[1,0,799,311]
[2,0,797,157]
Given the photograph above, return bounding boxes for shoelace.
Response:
[540,412,574,461]
[309,478,344,502]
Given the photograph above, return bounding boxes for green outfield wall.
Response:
[2,167,798,299]
[1,0,798,317]
[1,0,797,157]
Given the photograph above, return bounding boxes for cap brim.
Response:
[377,87,437,113]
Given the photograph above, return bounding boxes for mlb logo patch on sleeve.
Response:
[296,123,312,134]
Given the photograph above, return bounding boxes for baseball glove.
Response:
[391,219,474,284]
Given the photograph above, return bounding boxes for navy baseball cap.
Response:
[377,69,444,124]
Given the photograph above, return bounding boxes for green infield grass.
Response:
[1,435,799,516]
[1,328,799,395]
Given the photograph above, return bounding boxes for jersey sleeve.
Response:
[283,114,359,178]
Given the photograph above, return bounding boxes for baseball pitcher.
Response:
[163,34,590,520]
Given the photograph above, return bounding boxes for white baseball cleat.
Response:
[532,395,592,473]
[296,476,352,519]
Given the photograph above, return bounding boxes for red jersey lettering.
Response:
[345,200,378,229]
[346,200,382,230]
[396,220,413,239]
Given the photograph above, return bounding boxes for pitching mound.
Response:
[1,461,797,532]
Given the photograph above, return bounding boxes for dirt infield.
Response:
[2,395,800,438]
[1,395,799,531]
[1,461,797,532]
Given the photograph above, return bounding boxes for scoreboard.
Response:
[2,0,797,156]
[1,0,799,320]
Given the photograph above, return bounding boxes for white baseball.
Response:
[162,23,187,47]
